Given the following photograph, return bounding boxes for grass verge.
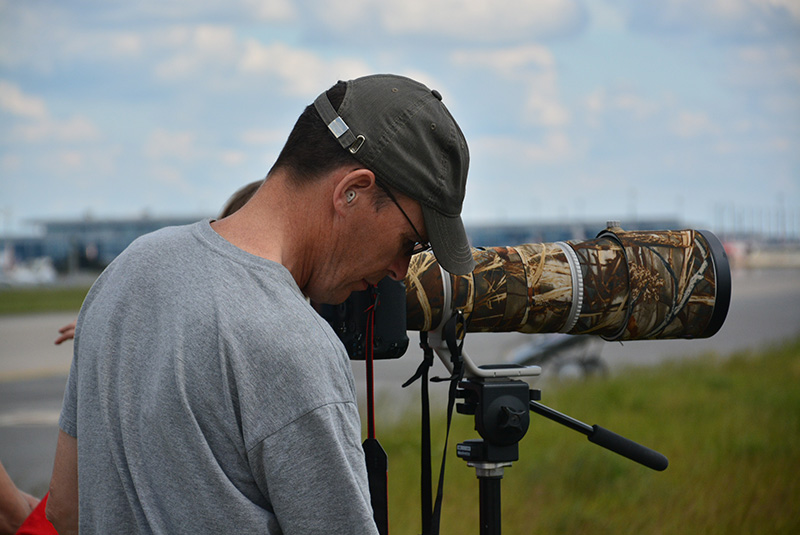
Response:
[0,286,90,315]
[379,338,800,534]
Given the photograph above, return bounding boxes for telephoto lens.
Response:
[405,224,730,341]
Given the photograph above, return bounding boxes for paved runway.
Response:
[0,312,75,496]
[2,268,799,496]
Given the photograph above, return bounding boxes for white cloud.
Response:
[12,116,100,143]
[583,88,663,124]
[219,150,246,166]
[0,80,47,119]
[108,32,144,57]
[476,132,573,164]
[386,0,583,39]
[453,45,570,127]
[238,41,371,96]
[730,43,800,92]
[670,111,721,138]
[725,0,800,21]
[622,0,800,39]
[767,136,792,152]
[150,165,194,194]
[614,93,662,120]
[453,45,556,76]
[240,128,287,146]
[27,146,120,185]
[142,23,377,96]
[307,0,586,41]
[242,0,297,21]
[525,94,571,128]
[152,25,239,81]
[2,4,269,77]
[143,129,197,160]
[1,9,145,73]
[155,24,238,53]
[77,0,297,24]
[57,150,85,169]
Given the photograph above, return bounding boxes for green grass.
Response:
[377,338,800,534]
[0,286,90,315]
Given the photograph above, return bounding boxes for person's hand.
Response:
[54,321,77,345]
[20,489,40,512]
[0,461,40,535]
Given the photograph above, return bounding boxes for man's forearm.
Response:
[46,430,79,534]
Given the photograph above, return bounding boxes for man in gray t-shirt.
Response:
[46,74,475,534]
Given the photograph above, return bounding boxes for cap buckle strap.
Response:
[349,135,365,154]
[313,93,361,152]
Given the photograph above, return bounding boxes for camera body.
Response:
[317,277,409,360]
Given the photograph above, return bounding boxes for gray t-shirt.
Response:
[60,220,378,534]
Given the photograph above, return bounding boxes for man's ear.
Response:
[332,168,376,214]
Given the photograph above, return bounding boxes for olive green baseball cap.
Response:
[314,74,475,275]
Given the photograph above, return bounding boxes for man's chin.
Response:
[310,280,372,306]
[316,295,348,306]
[313,288,359,307]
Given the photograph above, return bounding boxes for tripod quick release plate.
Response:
[456,439,519,464]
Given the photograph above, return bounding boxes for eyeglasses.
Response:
[375,181,431,256]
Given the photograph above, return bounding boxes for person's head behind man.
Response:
[216,74,475,305]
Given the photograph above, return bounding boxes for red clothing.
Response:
[15,493,57,535]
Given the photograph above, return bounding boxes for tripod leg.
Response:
[479,475,502,535]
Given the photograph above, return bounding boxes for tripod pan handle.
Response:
[588,425,668,471]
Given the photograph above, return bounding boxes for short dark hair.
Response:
[268,82,360,184]
[268,81,391,209]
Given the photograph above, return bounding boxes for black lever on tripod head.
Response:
[529,400,668,471]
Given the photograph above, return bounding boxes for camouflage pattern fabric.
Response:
[405,229,722,340]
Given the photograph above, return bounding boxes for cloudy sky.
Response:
[1,0,798,238]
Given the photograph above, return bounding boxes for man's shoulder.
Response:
[110,220,226,275]
[127,220,203,251]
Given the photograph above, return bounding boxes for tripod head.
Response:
[456,376,532,465]
[447,354,668,535]
[452,368,669,472]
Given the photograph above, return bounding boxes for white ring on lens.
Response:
[436,264,452,332]
[555,242,584,333]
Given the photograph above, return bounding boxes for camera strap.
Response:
[402,332,435,532]
[363,287,389,535]
[403,311,466,535]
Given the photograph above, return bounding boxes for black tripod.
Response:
[455,373,669,535]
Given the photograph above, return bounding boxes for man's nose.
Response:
[387,254,412,281]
